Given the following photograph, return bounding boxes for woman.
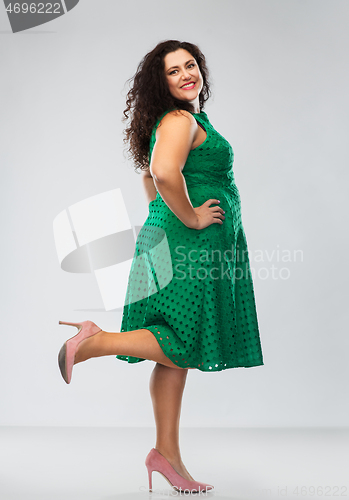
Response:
[58,40,264,494]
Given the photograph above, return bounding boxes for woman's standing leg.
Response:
[149,363,195,481]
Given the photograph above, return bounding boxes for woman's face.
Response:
[163,48,203,103]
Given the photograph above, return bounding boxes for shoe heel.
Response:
[59,321,81,329]
[147,467,153,492]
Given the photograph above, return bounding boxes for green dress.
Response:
[116,109,264,371]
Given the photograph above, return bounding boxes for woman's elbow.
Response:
[151,164,181,184]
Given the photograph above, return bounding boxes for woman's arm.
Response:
[141,169,158,205]
[149,110,200,229]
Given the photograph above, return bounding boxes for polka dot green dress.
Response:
[116,109,264,371]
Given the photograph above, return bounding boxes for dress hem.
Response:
[115,354,264,371]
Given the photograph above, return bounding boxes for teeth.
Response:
[182,83,194,88]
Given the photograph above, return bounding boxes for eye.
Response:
[168,63,195,76]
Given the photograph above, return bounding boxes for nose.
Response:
[181,67,191,80]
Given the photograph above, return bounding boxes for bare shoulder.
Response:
[155,109,196,138]
[160,109,195,123]
[150,109,198,176]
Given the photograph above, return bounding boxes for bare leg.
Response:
[74,328,192,370]
[149,363,195,481]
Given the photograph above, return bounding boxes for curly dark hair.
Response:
[122,40,211,172]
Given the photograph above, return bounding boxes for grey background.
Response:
[1,0,348,428]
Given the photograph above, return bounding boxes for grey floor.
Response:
[0,427,347,500]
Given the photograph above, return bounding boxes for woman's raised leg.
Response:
[73,327,187,370]
[149,363,195,481]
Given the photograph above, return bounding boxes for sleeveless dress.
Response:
[116,109,264,371]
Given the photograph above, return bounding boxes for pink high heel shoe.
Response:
[145,448,214,493]
[58,320,102,384]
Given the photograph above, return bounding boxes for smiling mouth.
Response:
[181,82,196,89]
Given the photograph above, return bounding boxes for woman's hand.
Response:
[191,199,225,230]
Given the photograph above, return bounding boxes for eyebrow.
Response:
[166,59,195,72]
